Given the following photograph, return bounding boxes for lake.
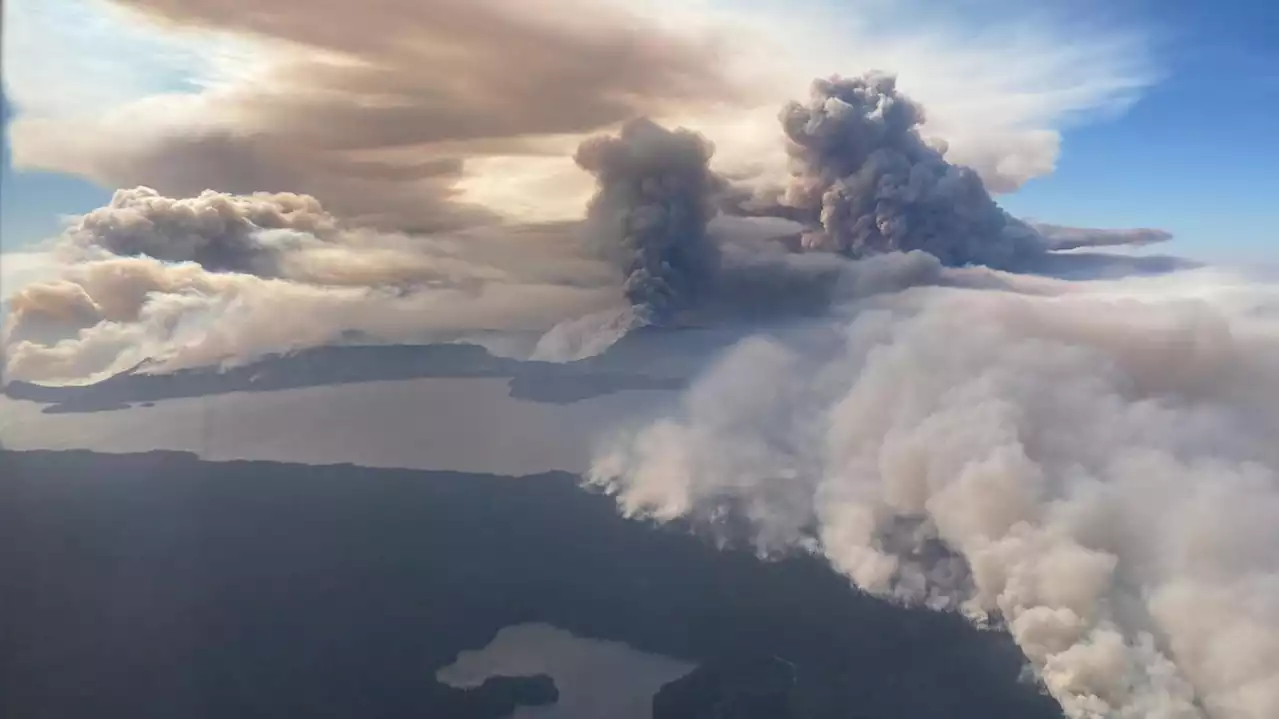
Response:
[0,377,676,475]
[437,623,695,718]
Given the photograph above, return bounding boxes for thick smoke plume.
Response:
[748,73,1041,268]
[575,118,722,325]
[589,266,1278,719]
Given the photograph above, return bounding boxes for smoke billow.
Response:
[740,74,1041,268]
[63,186,339,273]
[3,188,624,383]
[575,118,722,325]
[589,265,1278,719]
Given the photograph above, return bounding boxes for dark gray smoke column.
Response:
[575,118,721,325]
[777,73,1038,268]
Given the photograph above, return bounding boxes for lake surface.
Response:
[437,623,695,719]
[0,378,676,475]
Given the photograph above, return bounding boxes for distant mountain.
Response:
[3,334,719,412]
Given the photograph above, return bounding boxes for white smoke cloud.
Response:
[589,263,1278,719]
[2,188,627,384]
[3,255,622,384]
[531,308,644,363]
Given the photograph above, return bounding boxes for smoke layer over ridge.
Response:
[2,186,624,383]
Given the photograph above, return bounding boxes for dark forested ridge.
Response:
[2,326,740,412]
[0,450,1062,718]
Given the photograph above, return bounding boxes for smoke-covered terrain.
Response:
[2,68,1274,719]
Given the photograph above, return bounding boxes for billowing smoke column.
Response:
[574,118,721,325]
[769,73,1039,267]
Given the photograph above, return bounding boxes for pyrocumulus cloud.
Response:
[742,73,1043,268]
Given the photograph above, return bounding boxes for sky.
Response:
[0,0,1275,264]
[996,0,1278,266]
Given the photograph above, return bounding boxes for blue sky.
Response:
[1,0,1276,265]
[0,90,113,248]
[998,0,1278,265]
